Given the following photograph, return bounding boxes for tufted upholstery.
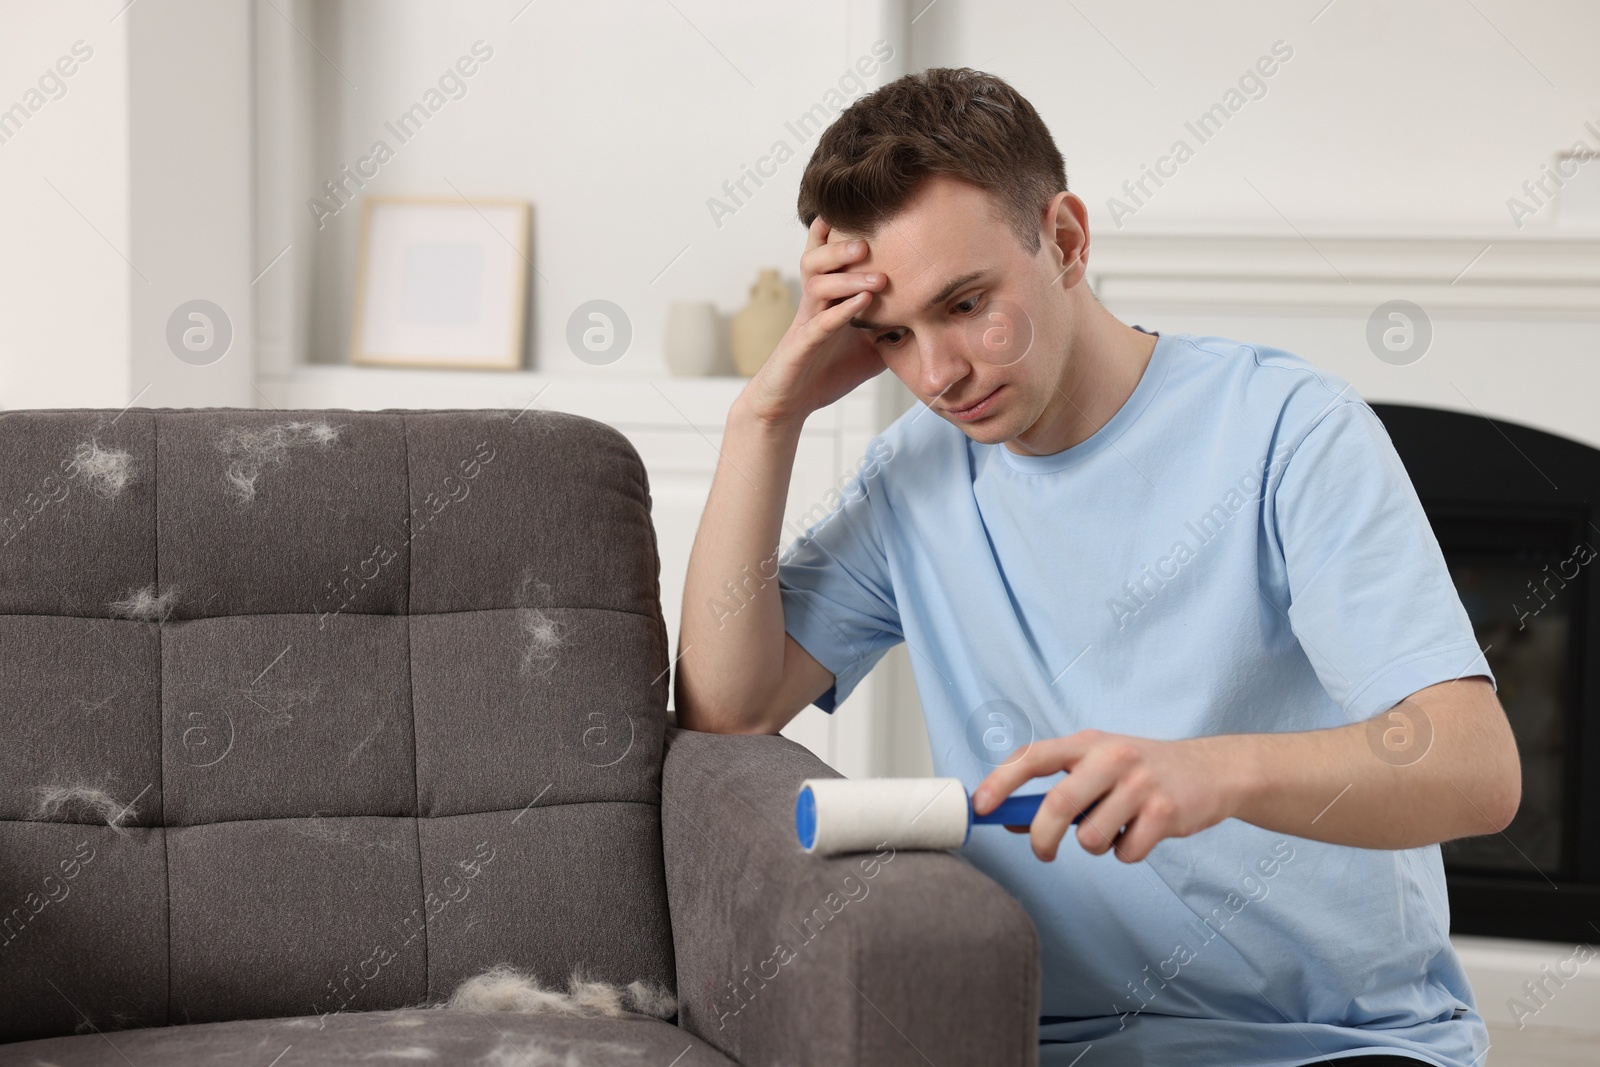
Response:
[0,408,674,1038]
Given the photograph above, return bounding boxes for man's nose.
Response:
[919,329,970,402]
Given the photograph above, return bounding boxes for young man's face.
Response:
[829,173,1079,450]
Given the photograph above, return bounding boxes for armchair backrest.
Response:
[0,407,674,1041]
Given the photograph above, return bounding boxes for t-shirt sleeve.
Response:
[777,467,903,714]
[1272,400,1494,720]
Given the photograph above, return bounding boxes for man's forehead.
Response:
[847,264,994,331]
[828,224,954,278]
[829,213,984,267]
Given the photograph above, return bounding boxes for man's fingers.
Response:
[808,271,884,309]
[803,214,833,255]
[798,234,868,295]
[1030,768,1116,861]
[1072,785,1138,857]
[1026,739,1137,860]
[807,214,828,243]
[973,732,1100,814]
[1108,816,1160,863]
[802,290,871,343]
[973,738,1060,813]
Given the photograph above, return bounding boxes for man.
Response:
[675,66,1520,1067]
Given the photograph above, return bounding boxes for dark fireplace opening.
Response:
[1435,506,1587,878]
[1371,404,1599,944]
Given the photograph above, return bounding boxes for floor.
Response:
[1483,1021,1600,1065]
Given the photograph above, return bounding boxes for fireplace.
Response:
[1371,403,1600,943]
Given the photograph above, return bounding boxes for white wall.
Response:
[0,0,255,412]
[127,0,256,409]
[9,0,1599,405]
[913,0,1600,232]
[283,0,907,374]
[0,0,130,409]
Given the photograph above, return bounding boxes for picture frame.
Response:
[349,195,531,370]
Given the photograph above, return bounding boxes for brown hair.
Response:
[796,67,1068,255]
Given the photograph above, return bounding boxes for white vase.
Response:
[663,301,720,377]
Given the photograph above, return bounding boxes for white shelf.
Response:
[260,363,758,431]
[1091,231,1600,314]
[257,362,904,438]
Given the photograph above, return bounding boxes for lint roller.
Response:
[794,777,1096,856]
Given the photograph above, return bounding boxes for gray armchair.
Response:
[0,407,1039,1065]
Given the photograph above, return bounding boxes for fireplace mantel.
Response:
[1087,229,1600,459]
[1091,230,1600,315]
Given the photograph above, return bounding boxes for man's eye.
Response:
[874,295,983,345]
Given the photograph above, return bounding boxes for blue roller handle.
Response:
[970,791,1099,826]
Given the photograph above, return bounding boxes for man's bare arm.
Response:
[973,675,1521,862]
[674,217,889,733]
[1228,675,1521,848]
[674,405,834,734]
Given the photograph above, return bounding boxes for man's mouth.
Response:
[944,386,1003,421]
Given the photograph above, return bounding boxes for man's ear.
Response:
[1042,191,1089,288]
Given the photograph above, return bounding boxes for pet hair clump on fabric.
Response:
[109,584,178,622]
[620,979,678,1019]
[518,609,565,677]
[293,817,401,853]
[65,438,135,498]
[218,420,341,503]
[442,964,676,1020]
[516,571,566,678]
[28,785,140,832]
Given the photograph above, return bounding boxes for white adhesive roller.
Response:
[795,778,1085,856]
[796,777,973,855]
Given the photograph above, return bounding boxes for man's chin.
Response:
[949,416,1013,445]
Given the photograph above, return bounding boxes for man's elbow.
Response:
[674,698,784,736]
[1483,700,1523,833]
[1482,755,1522,834]
[1462,731,1522,835]
[1454,682,1522,835]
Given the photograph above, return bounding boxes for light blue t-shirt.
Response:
[777,329,1495,1067]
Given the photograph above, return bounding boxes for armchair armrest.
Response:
[660,727,1039,1066]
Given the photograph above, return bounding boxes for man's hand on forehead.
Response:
[825,227,863,243]
[817,225,874,311]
